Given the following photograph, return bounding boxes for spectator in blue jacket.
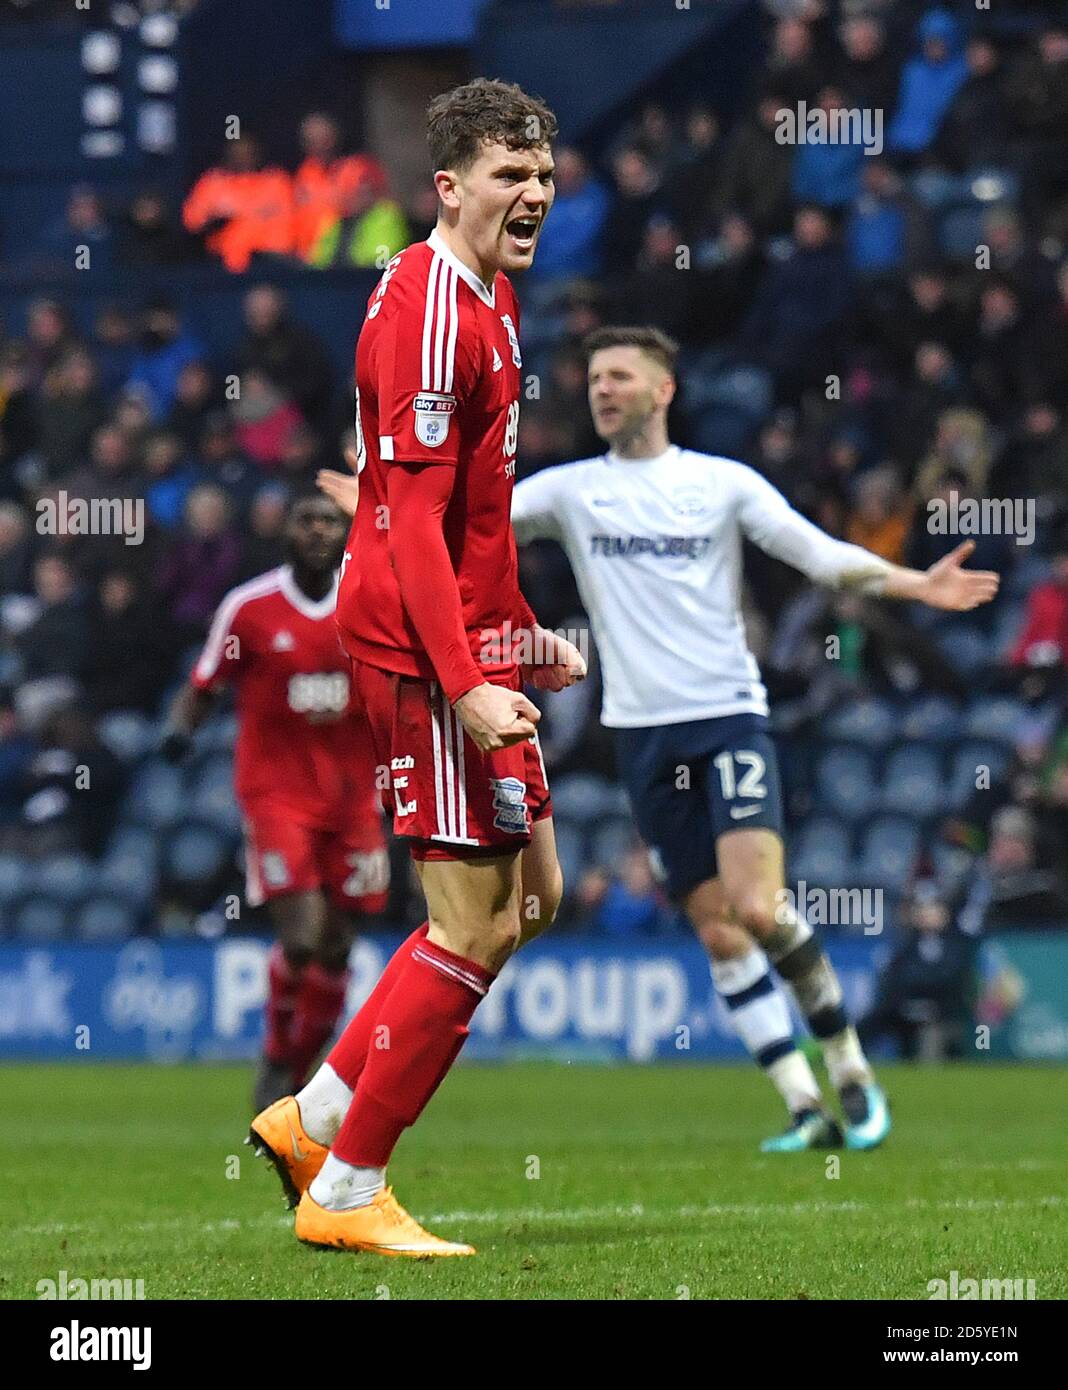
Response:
[791,85,867,209]
[528,146,610,280]
[125,298,204,422]
[888,8,969,158]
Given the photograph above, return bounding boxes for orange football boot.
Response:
[295,1187,476,1258]
[247,1096,328,1208]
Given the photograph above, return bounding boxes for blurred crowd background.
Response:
[0,0,1066,1051]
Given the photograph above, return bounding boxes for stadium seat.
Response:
[822,696,898,748]
[590,817,637,875]
[937,624,992,677]
[194,713,239,757]
[947,742,1012,810]
[96,711,156,764]
[72,895,140,942]
[791,816,853,887]
[880,744,944,818]
[550,773,620,826]
[97,835,160,908]
[856,815,921,894]
[189,755,241,835]
[900,695,962,743]
[0,854,27,907]
[122,760,186,829]
[162,819,233,890]
[963,695,1026,744]
[12,897,69,942]
[28,854,96,905]
[813,746,879,823]
[552,821,587,894]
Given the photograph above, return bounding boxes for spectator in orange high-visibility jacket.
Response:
[291,111,388,259]
[183,136,294,272]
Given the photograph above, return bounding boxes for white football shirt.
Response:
[511,445,891,728]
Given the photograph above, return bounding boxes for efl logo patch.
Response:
[490,776,528,834]
[500,313,522,367]
[413,392,456,448]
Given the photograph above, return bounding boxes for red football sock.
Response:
[331,936,494,1168]
[263,942,302,1065]
[288,962,351,1088]
[325,922,428,1088]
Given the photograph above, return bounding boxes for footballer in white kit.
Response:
[511,326,999,1150]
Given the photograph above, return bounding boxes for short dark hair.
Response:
[426,78,557,173]
[582,326,679,376]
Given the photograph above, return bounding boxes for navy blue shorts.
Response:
[614,713,784,901]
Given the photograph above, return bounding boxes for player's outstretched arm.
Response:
[878,541,1000,611]
[736,466,1000,611]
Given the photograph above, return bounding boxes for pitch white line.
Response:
[12,1194,1062,1241]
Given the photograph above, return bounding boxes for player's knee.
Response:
[730,893,778,942]
[695,916,738,959]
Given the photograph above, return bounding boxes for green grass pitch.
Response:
[3,1062,1064,1300]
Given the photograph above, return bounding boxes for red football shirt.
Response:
[335,229,527,689]
[192,565,379,830]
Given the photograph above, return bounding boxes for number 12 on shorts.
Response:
[713,749,767,800]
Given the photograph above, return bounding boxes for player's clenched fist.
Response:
[522,626,587,691]
[454,681,541,751]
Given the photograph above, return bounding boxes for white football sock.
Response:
[309,1152,386,1211]
[296,1063,353,1147]
[711,948,822,1114]
[821,1026,874,1091]
[766,1051,824,1116]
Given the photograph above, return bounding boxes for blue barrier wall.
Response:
[0,933,880,1062]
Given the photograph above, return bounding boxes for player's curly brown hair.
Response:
[426,78,558,173]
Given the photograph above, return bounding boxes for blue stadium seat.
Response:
[195,714,238,757]
[550,773,620,826]
[28,854,96,905]
[963,696,1027,744]
[0,854,27,907]
[97,835,159,908]
[552,821,587,892]
[823,696,898,748]
[991,601,1026,658]
[947,742,1012,810]
[791,816,853,887]
[901,695,962,743]
[937,624,992,676]
[189,755,241,834]
[72,895,139,942]
[96,711,156,763]
[13,897,69,942]
[856,815,921,894]
[123,760,186,829]
[162,820,233,888]
[814,746,879,822]
[590,817,637,875]
[880,744,944,818]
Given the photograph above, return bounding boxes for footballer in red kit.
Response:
[164,493,387,1112]
[251,78,588,1258]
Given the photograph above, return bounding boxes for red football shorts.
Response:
[351,658,552,862]
[242,798,389,913]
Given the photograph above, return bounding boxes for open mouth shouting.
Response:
[505,215,540,253]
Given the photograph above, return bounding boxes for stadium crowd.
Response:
[0,2,1065,1007]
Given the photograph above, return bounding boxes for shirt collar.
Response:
[427,227,496,307]
[605,444,680,467]
[279,565,338,621]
